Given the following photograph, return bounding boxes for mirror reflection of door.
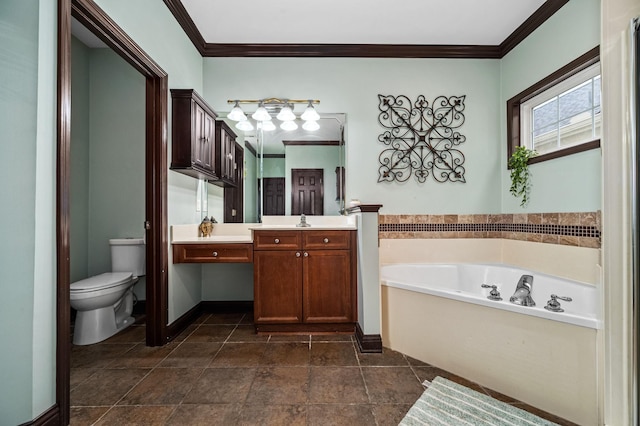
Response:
[291,168,324,215]
[263,177,285,215]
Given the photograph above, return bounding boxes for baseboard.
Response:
[355,322,383,353]
[200,300,253,313]
[19,404,59,426]
[166,301,254,342]
[166,302,202,342]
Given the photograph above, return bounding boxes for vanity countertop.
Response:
[249,224,357,231]
[171,223,254,244]
[172,235,253,244]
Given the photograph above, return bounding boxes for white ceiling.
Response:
[181,0,547,45]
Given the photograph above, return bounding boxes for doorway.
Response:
[58,0,168,423]
[263,177,285,215]
[291,168,324,215]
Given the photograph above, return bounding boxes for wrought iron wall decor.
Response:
[377,94,467,183]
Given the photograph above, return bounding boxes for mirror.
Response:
[223,113,346,223]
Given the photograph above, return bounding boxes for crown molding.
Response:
[164,0,569,58]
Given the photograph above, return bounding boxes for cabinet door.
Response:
[192,102,207,169]
[302,250,353,323]
[254,251,303,323]
[202,111,215,172]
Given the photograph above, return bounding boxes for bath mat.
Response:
[399,376,559,426]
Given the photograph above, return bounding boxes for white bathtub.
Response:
[380,263,600,329]
[380,262,600,426]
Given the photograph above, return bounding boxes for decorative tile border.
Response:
[378,212,601,248]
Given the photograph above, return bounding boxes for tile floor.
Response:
[70,311,577,425]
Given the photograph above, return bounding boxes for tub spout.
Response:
[509,274,535,306]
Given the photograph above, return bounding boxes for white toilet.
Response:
[70,238,145,345]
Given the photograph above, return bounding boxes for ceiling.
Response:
[169,0,568,58]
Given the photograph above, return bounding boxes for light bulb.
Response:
[235,120,254,132]
[301,102,320,121]
[277,104,296,121]
[280,120,298,131]
[259,120,276,131]
[252,105,271,121]
[227,101,247,121]
[302,120,320,131]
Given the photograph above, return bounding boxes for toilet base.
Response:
[73,289,135,345]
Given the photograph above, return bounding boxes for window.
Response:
[507,47,601,164]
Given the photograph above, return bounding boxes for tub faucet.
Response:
[509,275,535,306]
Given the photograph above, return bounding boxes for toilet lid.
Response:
[70,272,132,292]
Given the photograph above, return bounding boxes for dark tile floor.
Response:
[70,311,577,425]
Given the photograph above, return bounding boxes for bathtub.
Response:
[380,263,600,329]
[380,263,600,426]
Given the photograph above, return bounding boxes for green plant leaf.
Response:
[508,146,537,207]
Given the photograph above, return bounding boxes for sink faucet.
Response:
[509,275,535,306]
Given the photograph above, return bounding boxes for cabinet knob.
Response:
[323,238,329,243]
[274,238,280,244]
[212,251,218,257]
[227,153,233,160]
[303,252,309,257]
[296,252,301,257]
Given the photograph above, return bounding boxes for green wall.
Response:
[0,0,56,423]
[203,58,502,215]
[93,0,207,322]
[500,0,601,213]
[70,41,147,298]
[70,37,91,284]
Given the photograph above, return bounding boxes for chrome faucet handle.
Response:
[544,294,572,312]
[481,284,502,301]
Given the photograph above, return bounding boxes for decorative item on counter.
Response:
[199,216,216,237]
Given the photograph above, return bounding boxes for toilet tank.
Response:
[109,238,145,276]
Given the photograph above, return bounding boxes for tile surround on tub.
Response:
[379,212,601,248]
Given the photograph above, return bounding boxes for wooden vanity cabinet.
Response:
[253,230,357,332]
[170,89,218,181]
[173,243,253,263]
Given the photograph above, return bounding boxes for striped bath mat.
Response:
[399,376,559,426]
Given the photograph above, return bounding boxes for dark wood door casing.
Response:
[58,0,169,424]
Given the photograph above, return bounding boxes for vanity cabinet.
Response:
[173,243,253,263]
[253,230,357,333]
[170,89,218,181]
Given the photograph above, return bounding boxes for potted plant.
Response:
[508,146,537,207]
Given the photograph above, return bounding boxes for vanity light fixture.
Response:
[251,102,272,122]
[226,98,320,132]
[301,100,320,121]
[227,101,247,121]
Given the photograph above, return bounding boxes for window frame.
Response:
[506,46,600,166]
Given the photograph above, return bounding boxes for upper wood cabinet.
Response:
[170,89,218,181]
[214,120,238,187]
[170,89,240,187]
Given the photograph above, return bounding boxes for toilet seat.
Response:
[71,272,133,294]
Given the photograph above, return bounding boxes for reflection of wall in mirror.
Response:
[285,145,341,216]
[243,142,258,223]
